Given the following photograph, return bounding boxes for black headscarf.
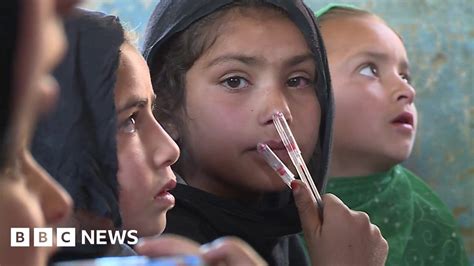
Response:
[143,0,333,193]
[31,9,124,227]
[0,1,20,169]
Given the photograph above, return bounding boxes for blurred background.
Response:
[81,0,473,262]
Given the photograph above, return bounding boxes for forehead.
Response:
[200,9,311,62]
[321,16,407,62]
[115,45,153,98]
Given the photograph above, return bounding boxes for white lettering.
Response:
[34,228,52,247]
[107,230,127,245]
[127,230,138,245]
[96,230,107,245]
[10,228,29,247]
[57,228,75,247]
[81,230,94,245]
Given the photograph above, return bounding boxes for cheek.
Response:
[117,139,152,192]
[186,97,248,145]
[292,95,320,158]
[413,105,418,129]
[1,185,44,228]
[0,184,44,266]
[117,155,147,216]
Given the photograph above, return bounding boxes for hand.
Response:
[135,234,267,266]
[291,179,388,266]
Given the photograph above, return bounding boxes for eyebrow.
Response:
[353,51,410,70]
[206,53,314,69]
[284,54,315,68]
[117,97,148,114]
[206,54,259,68]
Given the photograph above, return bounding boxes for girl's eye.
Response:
[359,64,378,78]
[221,76,250,91]
[400,73,412,84]
[287,76,312,89]
[119,116,137,134]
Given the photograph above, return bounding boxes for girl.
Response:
[0,0,78,265]
[143,0,387,265]
[316,4,469,265]
[32,8,179,240]
[32,8,266,264]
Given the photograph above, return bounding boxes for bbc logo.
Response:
[11,228,75,247]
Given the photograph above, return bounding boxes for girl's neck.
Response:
[329,151,395,178]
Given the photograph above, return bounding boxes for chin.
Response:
[155,213,167,236]
[255,178,289,192]
[250,169,291,192]
[396,148,413,162]
[134,215,167,238]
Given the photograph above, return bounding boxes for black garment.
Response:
[32,8,124,228]
[143,1,333,265]
[0,0,20,168]
[165,184,310,265]
[31,9,125,262]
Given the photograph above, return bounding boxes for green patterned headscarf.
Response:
[314,3,360,17]
[326,166,468,265]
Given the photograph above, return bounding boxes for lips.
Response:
[391,111,414,127]
[254,140,292,163]
[154,179,176,199]
[261,140,286,151]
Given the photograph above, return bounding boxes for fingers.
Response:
[291,179,322,235]
[134,234,201,257]
[299,191,388,266]
[200,237,267,266]
[370,224,389,265]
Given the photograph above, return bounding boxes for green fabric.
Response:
[324,165,468,265]
[314,3,361,17]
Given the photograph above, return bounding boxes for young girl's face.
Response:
[115,43,180,237]
[321,15,417,176]
[181,9,320,199]
[0,0,76,265]
[0,153,72,265]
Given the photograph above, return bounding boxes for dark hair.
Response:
[0,0,20,170]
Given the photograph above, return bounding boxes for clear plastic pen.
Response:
[257,143,295,187]
[272,112,324,212]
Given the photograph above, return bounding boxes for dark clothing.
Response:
[164,183,310,266]
[31,9,126,262]
[32,9,124,227]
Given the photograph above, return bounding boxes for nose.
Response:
[26,153,72,225]
[392,77,416,105]
[150,120,180,169]
[258,86,293,126]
